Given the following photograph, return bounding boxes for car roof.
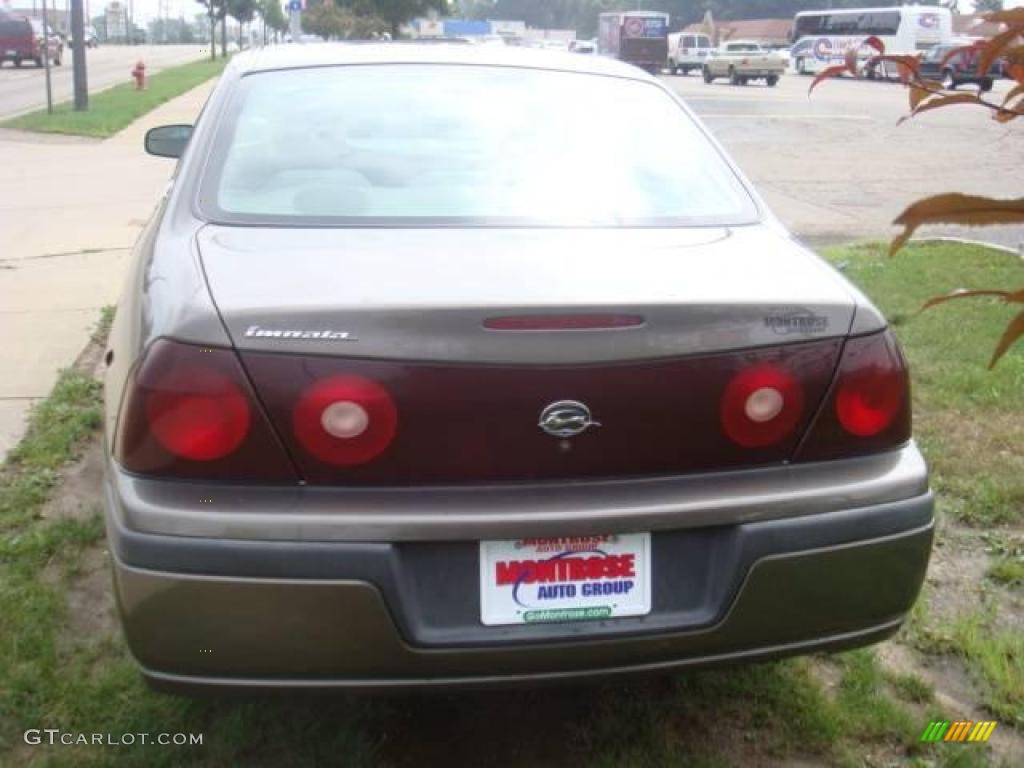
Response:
[228,42,653,81]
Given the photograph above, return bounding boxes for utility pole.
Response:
[70,0,88,110]
[40,0,53,113]
[288,0,300,41]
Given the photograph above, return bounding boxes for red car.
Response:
[0,13,63,68]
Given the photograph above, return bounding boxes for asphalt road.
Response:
[0,44,208,120]
[662,69,1024,251]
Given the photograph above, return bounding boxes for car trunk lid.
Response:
[198,225,855,364]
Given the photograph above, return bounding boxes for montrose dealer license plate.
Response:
[479,533,652,626]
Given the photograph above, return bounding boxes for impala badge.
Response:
[538,401,601,438]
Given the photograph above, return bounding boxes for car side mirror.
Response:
[144,124,193,159]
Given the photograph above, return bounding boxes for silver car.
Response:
[104,43,933,692]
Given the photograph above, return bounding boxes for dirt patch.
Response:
[808,655,843,696]
[926,522,1024,635]
[34,431,117,648]
[62,544,118,648]
[39,439,105,523]
[920,410,1024,504]
[925,524,991,623]
[878,642,1024,764]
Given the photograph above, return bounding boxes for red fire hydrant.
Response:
[131,60,146,90]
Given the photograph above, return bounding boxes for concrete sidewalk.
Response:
[0,79,218,458]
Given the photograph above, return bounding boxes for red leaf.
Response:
[978,26,1021,77]
[982,8,1024,25]
[909,84,933,110]
[993,103,1022,123]
[921,288,1024,312]
[808,64,851,94]
[919,290,1024,368]
[1002,83,1024,107]
[862,35,885,54]
[911,92,982,117]
[939,43,982,71]
[890,194,1024,255]
[871,54,921,83]
[989,309,1024,368]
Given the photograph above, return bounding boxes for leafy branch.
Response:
[811,9,1024,368]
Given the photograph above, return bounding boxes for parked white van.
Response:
[667,32,713,75]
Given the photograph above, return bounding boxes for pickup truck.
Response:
[703,40,785,86]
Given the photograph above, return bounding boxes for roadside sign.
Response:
[287,0,302,11]
[106,2,126,39]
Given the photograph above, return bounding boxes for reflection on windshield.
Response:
[210,65,756,225]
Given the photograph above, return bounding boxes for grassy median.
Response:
[2,58,227,138]
[1,244,1021,765]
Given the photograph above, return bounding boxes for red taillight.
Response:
[146,368,250,460]
[796,330,911,462]
[835,364,904,437]
[720,365,804,448]
[115,340,297,481]
[292,375,398,466]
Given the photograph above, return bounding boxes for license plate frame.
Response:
[479,533,652,626]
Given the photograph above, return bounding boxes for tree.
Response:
[195,0,226,59]
[974,0,1003,13]
[148,17,199,43]
[228,0,257,45]
[812,9,1024,367]
[302,0,389,39]
[372,0,447,38]
[259,0,288,42]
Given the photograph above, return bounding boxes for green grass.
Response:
[949,612,1024,727]
[914,605,1024,729]
[0,366,106,754]
[989,557,1024,587]
[91,305,116,346]
[2,58,227,137]
[887,669,936,705]
[0,372,101,534]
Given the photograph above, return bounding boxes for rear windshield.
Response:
[0,18,30,36]
[200,65,758,227]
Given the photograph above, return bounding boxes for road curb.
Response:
[911,236,1023,259]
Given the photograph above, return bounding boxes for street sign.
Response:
[287,0,301,11]
[106,2,127,39]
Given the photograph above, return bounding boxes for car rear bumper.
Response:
[104,448,934,690]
